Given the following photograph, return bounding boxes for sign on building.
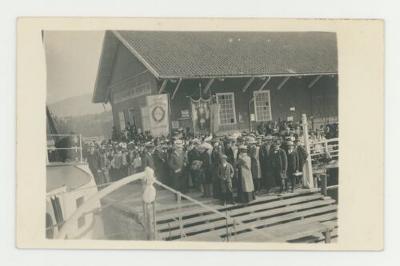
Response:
[146,94,170,137]
[180,109,190,120]
[191,97,211,135]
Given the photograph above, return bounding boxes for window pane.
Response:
[254,90,272,122]
[216,93,236,125]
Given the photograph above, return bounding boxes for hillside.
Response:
[48,93,110,118]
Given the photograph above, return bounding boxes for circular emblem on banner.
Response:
[152,105,165,123]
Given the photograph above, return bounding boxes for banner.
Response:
[210,103,220,134]
[191,97,211,135]
[146,94,170,137]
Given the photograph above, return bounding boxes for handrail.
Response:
[154,180,234,222]
[309,137,339,145]
[55,167,276,241]
[56,171,146,239]
[47,133,84,163]
[153,180,273,241]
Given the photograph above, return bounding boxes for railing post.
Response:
[79,134,83,163]
[321,173,328,196]
[323,229,332,243]
[302,114,314,188]
[225,206,229,242]
[142,167,157,240]
[177,192,184,238]
[232,219,237,241]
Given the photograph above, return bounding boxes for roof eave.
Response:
[157,72,338,80]
[112,30,161,79]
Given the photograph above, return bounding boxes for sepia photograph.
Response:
[44,29,339,243]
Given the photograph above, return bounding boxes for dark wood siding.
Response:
[167,76,338,133]
[108,44,158,131]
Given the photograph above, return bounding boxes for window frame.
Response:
[215,92,237,126]
[253,90,272,122]
[118,111,126,130]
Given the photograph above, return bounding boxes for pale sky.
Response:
[45,31,105,104]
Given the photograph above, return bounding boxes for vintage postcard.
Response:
[16,18,384,250]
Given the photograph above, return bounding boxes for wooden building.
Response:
[93,31,338,136]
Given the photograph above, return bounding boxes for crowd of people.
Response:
[47,118,337,205]
[81,120,327,205]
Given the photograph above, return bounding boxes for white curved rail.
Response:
[56,168,150,239]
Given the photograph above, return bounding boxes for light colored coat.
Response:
[237,154,255,192]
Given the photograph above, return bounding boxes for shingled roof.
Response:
[93,30,337,102]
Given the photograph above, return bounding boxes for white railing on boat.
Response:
[55,167,273,241]
[47,133,84,163]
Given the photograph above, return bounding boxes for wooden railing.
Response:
[309,137,339,196]
[153,180,238,241]
[47,133,84,163]
[310,137,339,163]
[152,180,280,242]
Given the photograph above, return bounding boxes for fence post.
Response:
[177,192,184,238]
[323,229,332,243]
[321,174,328,196]
[142,167,157,240]
[302,114,314,188]
[79,134,83,163]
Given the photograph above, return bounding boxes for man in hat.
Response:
[211,141,223,199]
[153,142,168,184]
[259,135,275,192]
[286,141,300,192]
[188,138,203,191]
[142,142,155,170]
[224,138,235,167]
[294,138,308,186]
[112,144,124,180]
[199,142,212,197]
[218,154,235,205]
[168,139,186,193]
[87,143,104,187]
[236,145,255,203]
[270,142,288,193]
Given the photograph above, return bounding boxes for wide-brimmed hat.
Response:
[174,139,184,146]
[238,145,248,151]
[204,135,213,142]
[145,142,154,148]
[199,142,212,151]
[192,138,201,145]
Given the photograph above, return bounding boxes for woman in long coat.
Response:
[236,145,255,203]
[218,154,235,204]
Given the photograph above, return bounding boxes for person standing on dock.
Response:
[236,145,255,203]
[218,154,235,205]
[294,138,308,186]
[87,143,105,187]
[168,139,186,194]
[286,141,299,193]
[270,143,288,193]
[259,135,274,193]
[142,142,155,170]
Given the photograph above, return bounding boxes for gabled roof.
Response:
[93,30,337,103]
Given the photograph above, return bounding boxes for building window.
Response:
[118,111,126,130]
[216,93,237,125]
[254,90,272,122]
[76,196,84,208]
